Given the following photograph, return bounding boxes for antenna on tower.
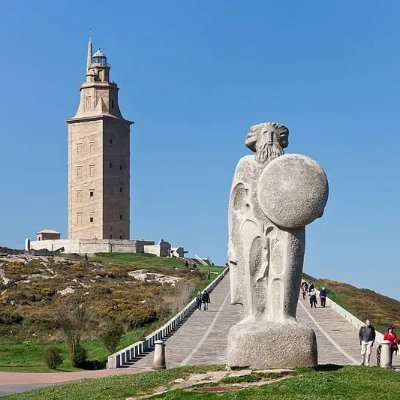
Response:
[86,29,93,76]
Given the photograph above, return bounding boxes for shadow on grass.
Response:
[80,360,107,370]
[315,364,344,372]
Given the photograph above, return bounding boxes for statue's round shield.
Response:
[257,154,328,228]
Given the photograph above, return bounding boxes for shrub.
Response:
[75,345,87,367]
[56,303,90,367]
[43,346,63,369]
[100,322,124,353]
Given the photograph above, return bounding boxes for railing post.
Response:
[153,340,166,369]
[380,341,392,368]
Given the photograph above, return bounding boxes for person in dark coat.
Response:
[359,319,376,366]
[319,287,327,307]
[202,290,210,311]
[309,288,317,308]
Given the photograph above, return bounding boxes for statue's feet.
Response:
[281,316,297,325]
[227,321,317,369]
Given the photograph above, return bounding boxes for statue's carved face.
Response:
[245,123,289,152]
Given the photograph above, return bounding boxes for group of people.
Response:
[196,290,211,311]
[359,319,400,366]
[301,280,327,308]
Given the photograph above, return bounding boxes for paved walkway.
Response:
[0,272,385,395]
[132,272,377,369]
[0,368,148,385]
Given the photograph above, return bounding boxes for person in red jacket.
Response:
[383,327,400,354]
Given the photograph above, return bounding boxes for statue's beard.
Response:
[255,141,284,164]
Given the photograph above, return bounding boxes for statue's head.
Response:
[245,122,289,164]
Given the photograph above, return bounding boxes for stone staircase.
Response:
[129,272,381,369]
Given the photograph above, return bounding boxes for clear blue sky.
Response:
[0,1,399,299]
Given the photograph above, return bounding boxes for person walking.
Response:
[196,291,202,311]
[309,287,317,308]
[319,287,327,308]
[202,290,210,311]
[383,327,400,355]
[301,281,308,300]
[359,319,376,366]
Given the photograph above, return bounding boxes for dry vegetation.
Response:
[0,253,205,342]
[304,273,400,333]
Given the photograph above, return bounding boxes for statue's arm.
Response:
[228,160,248,265]
[228,158,250,305]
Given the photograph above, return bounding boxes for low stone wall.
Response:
[29,239,143,254]
[107,266,230,369]
[144,242,171,257]
[323,294,384,343]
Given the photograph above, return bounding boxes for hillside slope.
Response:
[0,253,219,339]
[304,273,400,333]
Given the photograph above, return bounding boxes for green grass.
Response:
[0,327,145,372]
[4,366,400,400]
[92,252,186,270]
[0,340,77,372]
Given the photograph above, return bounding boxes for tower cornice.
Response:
[66,114,134,125]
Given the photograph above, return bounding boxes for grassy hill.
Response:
[304,273,400,333]
[0,252,223,371]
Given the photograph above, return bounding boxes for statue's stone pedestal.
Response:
[227,320,318,369]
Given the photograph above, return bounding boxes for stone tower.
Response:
[67,38,132,240]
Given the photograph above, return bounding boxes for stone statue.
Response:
[227,122,328,369]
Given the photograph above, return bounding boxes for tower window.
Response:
[90,216,94,223]
[89,141,95,153]
[90,191,94,199]
[111,100,115,108]
[119,187,123,193]
[109,139,113,145]
[119,214,123,220]
[109,163,113,168]
[76,143,82,154]
[110,234,113,239]
[85,96,91,110]
[77,190,82,202]
[119,235,123,239]
[89,165,95,177]
[119,165,122,170]
[76,166,82,178]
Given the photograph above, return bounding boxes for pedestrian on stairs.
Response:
[309,288,317,308]
[319,287,327,308]
[202,290,210,311]
[359,319,376,366]
[196,291,202,311]
[383,327,400,355]
[301,281,308,299]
